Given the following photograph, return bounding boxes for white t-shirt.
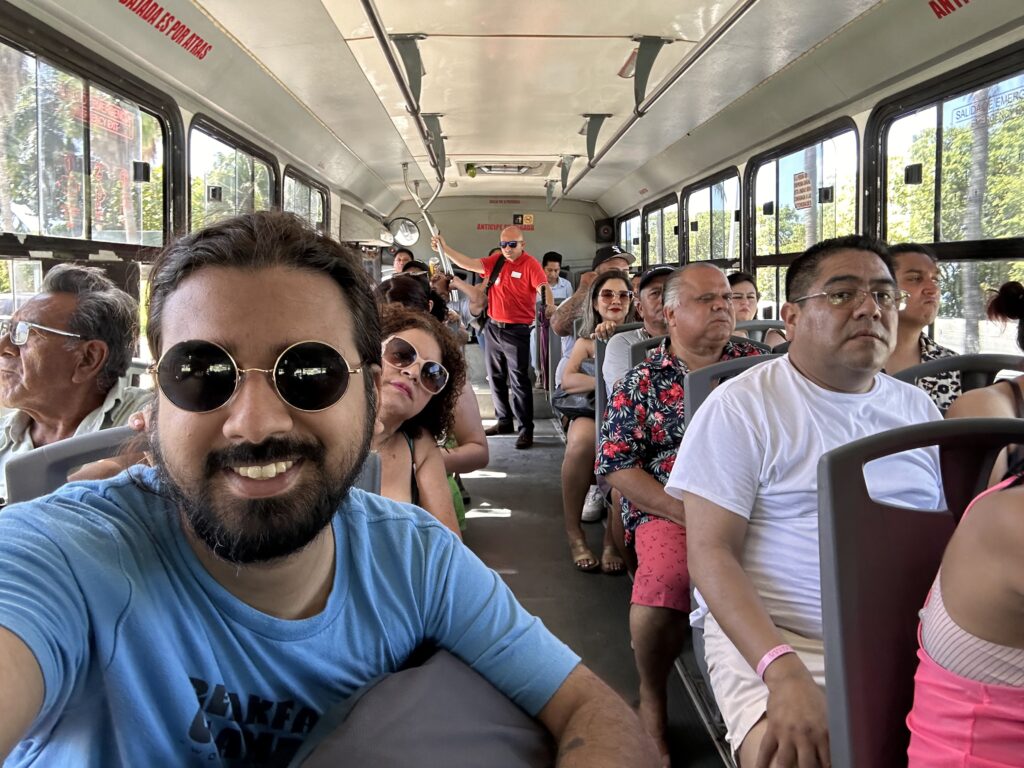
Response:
[666,356,944,639]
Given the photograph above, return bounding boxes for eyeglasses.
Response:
[598,290,634,302]
[0,318,82,346]
[154,340,361,413]
[382,336,450,395]
[730,292,758,302]
[792,288,909,311]
[498,240,522,249]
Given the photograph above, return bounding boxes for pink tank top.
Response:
[906,474,1024,766]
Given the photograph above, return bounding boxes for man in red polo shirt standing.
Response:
[432,227,552,449]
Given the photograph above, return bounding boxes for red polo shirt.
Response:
[481,251,547,324]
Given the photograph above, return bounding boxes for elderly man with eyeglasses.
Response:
[0,263,151,503]
[667,236,946,768]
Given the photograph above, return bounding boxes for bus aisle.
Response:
[460,345,724,767]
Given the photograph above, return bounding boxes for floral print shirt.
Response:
[595,338,764,543]
[913,334,962,414]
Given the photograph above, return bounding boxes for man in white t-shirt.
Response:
[666,235,945,768]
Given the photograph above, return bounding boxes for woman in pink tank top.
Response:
[906,471,1024,766]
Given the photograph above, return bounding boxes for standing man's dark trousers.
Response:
[483,321,534,438]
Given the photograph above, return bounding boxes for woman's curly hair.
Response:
[379,303,467,441]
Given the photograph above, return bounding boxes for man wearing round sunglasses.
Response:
[0,263,152,503]
[431,227,553,449]
[668,236,944,768]
[0,212,659,766]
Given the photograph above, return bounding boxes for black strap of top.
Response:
[401,429,420,506]
[1005,379,1024,419]
[1001,380,1024,480]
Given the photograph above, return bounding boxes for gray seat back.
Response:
[5,429,382,505]
[818,418,1024,768]
[682,355,780,428]
[594,323,644,420]
[734,319,785,343]
[547,324,561,401]
[629,335,667,369]
[773,340,791,353]
[892,352,1024,392]
[5,426,137,504]
[354,453,381,494]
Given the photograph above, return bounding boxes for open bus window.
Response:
[618,212,641,254]
[645,208,662,265]
[284,172,327,232]
[0,41,166,246]
[933,259,1024,355]
[754,129,858,258]
[685,175,740,263]
[190,127,274,230]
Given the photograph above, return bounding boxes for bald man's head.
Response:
[498,227,525,260]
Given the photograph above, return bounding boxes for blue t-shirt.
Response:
[0,468,579,767]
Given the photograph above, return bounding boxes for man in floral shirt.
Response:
[595,263,763,760]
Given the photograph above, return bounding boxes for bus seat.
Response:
[629,335,667,369]
[892,352,1024,392]
[125,358,150,388]
[547,323,561,402]
[683,354,781,429]
[5,426,136,504]
[594,322,645,451]
[818,418,1024,768]
[772,340,791,354]
[5,430,382,505]
[735,319,785,344]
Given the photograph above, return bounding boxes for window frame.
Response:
[0,4,184,258]
[865,41,1024,262]
[743,117,860,269]
[283,165,330,233]
[641,193,679,270]
[680,166,742,268]
[188,113,280,231]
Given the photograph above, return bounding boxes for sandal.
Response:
[601,546,626,575]
[570,539,599,572]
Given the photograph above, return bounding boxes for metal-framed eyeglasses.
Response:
[791,288,909,311]
[0,318,83,346]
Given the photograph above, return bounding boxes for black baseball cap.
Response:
[592,245,636,271]
[638,266,675,293]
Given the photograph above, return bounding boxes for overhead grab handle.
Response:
[390,34,427,108]
[583,114,612,164]
[633,36,672,113]
[560,155,576,194]
[402,163,453,277]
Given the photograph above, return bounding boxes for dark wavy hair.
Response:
[380,303,466,441]
[785,235,894,302]
[375,273,448,323]
[146,211,381,405]
[988,281,1024,352]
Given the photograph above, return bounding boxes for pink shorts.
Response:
[631,518,689,612]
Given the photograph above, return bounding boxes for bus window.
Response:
[662,202,679,265]
[283,169,328,232]
[684,173,740,264]
[645,208,662,266]
[190,125,275,230]
[885,107,938,242]
[754,128,858,258]
[618,211,641,253]
[934,260,1024,355]
[0,41,167,246]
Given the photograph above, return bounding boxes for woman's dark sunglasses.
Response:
[154,340,362,413]
[382,336,449,395]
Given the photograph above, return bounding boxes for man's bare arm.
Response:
[605,467,686,526]
[431,235,485,275]
[538,664,660,767]
[551,272,596,336]
[0,627,43,760]
[683,491,829,768]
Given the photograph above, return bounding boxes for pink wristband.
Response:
[756,644,795,680]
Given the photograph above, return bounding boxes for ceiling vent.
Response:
[458,161,555,178]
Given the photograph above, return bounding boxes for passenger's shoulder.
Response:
[1,467,165,542]
[877,373,943,413]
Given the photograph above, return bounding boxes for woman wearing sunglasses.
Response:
[559,270,634,574]
[374,304,467,538]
